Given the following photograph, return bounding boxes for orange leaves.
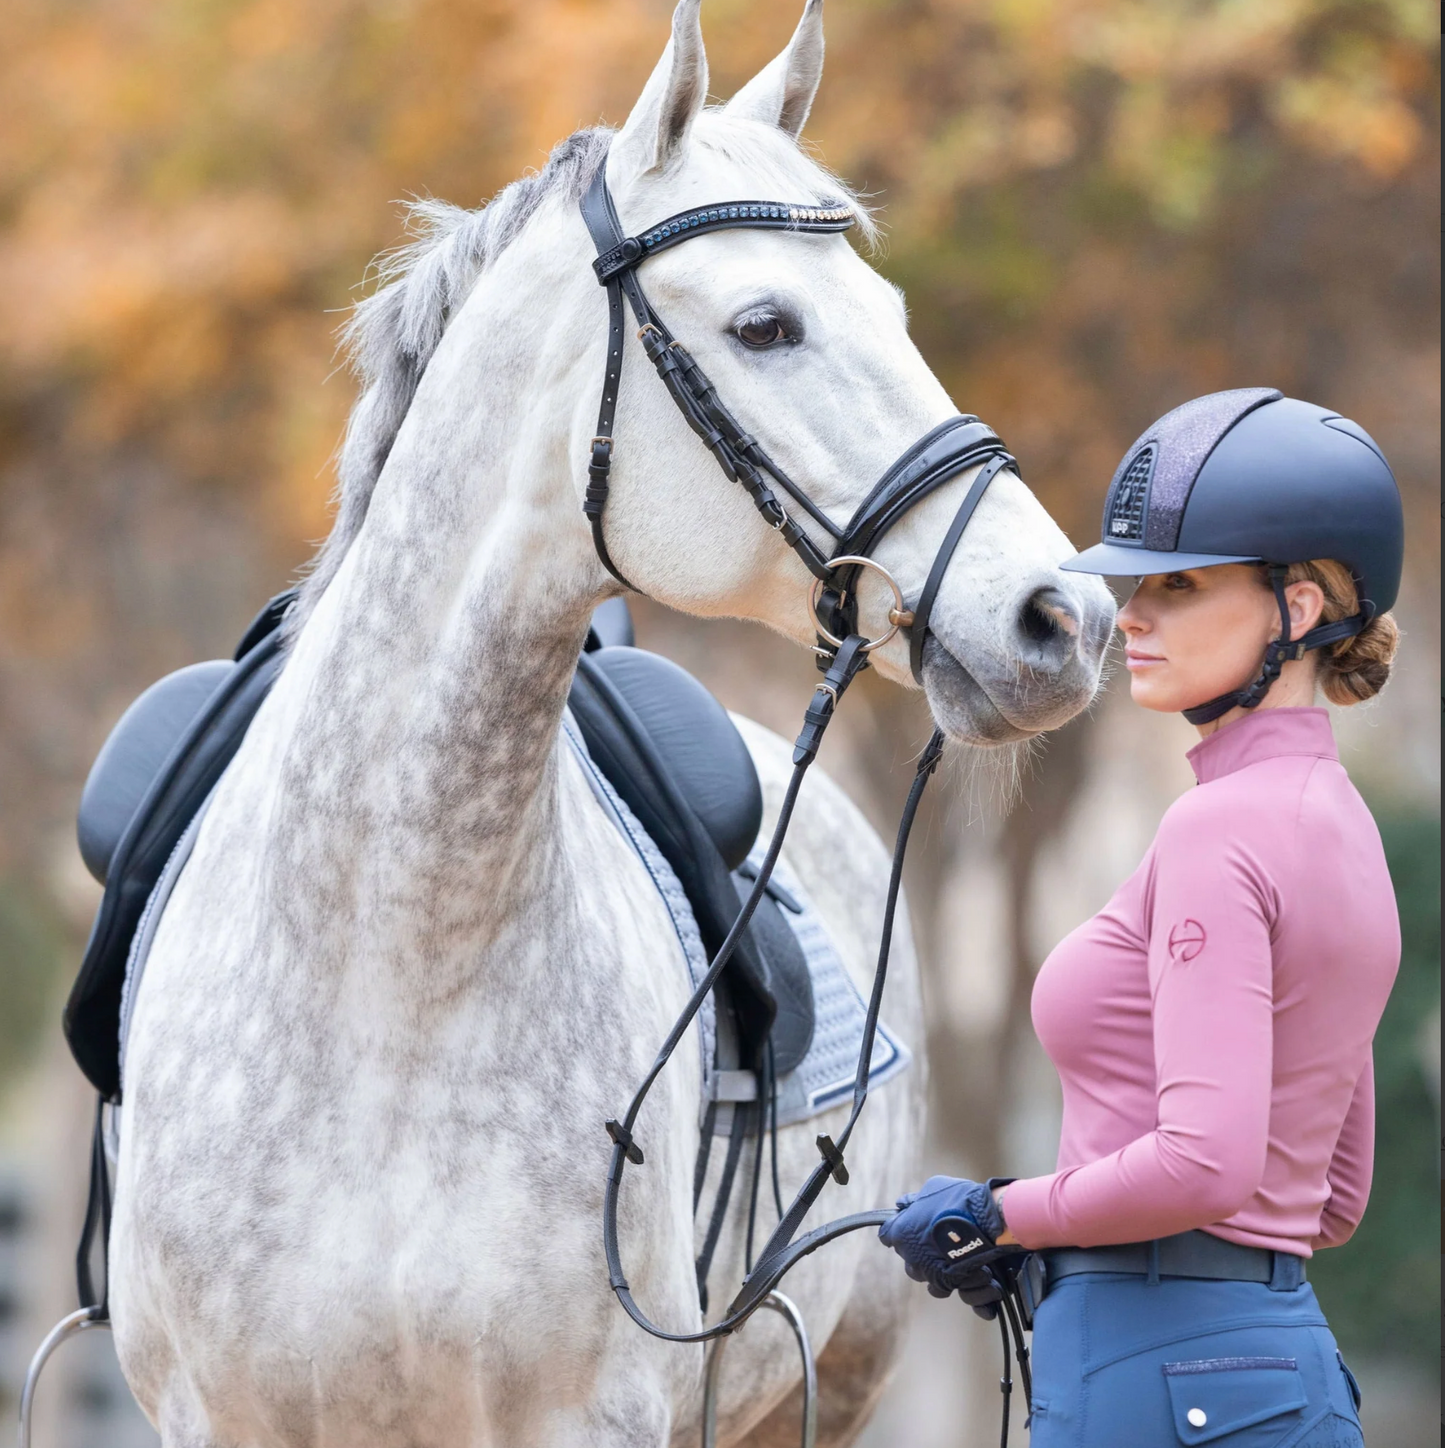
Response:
[0,0,665,526]
[0,0,1435,541]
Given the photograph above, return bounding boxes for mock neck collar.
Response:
[1186,707,1338,786]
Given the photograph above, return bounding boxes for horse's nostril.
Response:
[1020,587,1081,647]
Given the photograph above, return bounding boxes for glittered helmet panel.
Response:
[1101,388,1282,551]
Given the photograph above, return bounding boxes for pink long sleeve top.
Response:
[1003,707,1399,1258]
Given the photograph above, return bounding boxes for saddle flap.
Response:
[732,874,814,1075]
[65,601,293,1100]
[578,647,761,872]
[570,648,811,1067]
[77,660,236,885]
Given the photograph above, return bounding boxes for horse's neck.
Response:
[247,229,604,967]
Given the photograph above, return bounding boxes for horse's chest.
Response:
[120,1004,641,1439]
[114,829,694,1435]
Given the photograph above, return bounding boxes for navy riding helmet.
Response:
[1062,388,1405,724]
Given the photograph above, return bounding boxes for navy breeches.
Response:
[1028,1273,1364,1447]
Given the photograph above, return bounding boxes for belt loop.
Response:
[1268,1251,1301,1292]
[1146,1239,1161,1286]
[1021,1254,1047,1321]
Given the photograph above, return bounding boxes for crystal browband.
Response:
[592,200,855,283]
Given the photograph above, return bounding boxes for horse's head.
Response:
[586,0,1113,745]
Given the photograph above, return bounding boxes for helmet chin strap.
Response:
[1182,563,1367,727]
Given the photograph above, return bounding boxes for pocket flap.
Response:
[1163,1357,1307,1443]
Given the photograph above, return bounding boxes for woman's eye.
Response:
[736,316,788,348]
[1163,573,1194,592]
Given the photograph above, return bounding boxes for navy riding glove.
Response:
[878,1175,1022,1305]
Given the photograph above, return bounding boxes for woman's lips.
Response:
[1125,651,1166,671]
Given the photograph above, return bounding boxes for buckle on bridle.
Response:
[761,496,789,531]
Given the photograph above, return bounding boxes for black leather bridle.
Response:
[580,152,1036,1415]
[579,157,1019,682]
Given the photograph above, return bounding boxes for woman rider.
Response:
[880,389,1404,1446]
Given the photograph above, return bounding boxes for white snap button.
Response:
[1186,1407,1208,1428]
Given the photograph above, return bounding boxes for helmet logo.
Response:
[1107,444,1155,541]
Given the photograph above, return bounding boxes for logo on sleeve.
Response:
[1167,919,1207,963]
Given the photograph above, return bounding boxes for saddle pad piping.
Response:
[117,790,216,1093]
[563,712,718,1102]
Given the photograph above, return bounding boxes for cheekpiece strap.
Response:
[593,200,854,283]
[906,453,1014,682]
[579,159,854,594]
[579,162,641,591]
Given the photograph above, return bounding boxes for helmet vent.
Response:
[1107,445,1155,541]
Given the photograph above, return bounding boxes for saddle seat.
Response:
[67,593,813,1100]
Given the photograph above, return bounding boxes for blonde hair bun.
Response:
[1282,559,1400,705]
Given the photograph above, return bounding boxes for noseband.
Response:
[579,158,1018,681]
[581,153,1038,1412]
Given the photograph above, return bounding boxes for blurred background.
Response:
[0,0,1437,1443]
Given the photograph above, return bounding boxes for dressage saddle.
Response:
[65,592,812,1102]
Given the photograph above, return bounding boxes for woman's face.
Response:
[1116,564,1321,715]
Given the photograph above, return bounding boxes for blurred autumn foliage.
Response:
[0,3,1438,1421]
[0,0,1437,1022]
[0,0,1434,1025]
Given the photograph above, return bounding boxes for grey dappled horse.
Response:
[109,3,1113,1443]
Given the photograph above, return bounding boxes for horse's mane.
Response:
[288,126,612,634]
[291,119,873,635]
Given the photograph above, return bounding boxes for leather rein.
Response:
[579,152,1027,1354]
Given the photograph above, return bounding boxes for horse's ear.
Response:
[612,0,709,180]
[722,0,824,140]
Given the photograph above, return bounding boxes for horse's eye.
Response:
[736,316,788,349]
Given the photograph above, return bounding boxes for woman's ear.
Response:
[1284,579,1326,636]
